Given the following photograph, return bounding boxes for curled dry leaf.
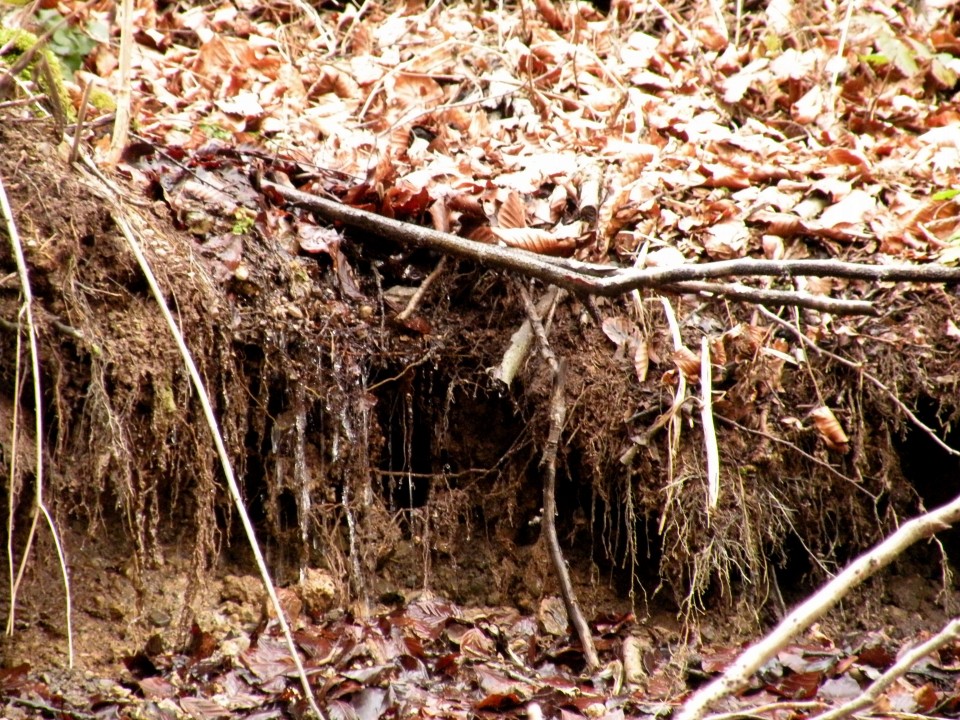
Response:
[533,0,570,32]
[672,347,701,382]
[762,234,785,260]
[753,210,804,237]
[468,224,498,244]
[710,336,727,366]
[491,227,576,256]
[601,316,649,382]
[809,406,850,453]
[458,627,496,660]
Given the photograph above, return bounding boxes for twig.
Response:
[263,181,960,313]
[396,256,447,323]
[808,618,960,720]
[491,286,561,386]
[538,358,600,671]
[676,491,960,720]
[0,175,74,664]
[105,202,324,719]
[517,286,598,670]
[518,284,559,374]
[756,306,960,458]
[669,281,874,315]
[107,0,133,165]
[705,700,827,720]
[700,337,720,510]
[68,80,94,166]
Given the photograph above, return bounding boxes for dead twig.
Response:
[539,358,600,671]
[396,256,447,323]
[107,0,133,165]
[517,286,599,671]
[676,494,960,720]
[1,174,74,666]
[492,285,562,386]
[757,306,960,458]
[668,281,873,315]
[517,284,559,374]
[263,181,960,314]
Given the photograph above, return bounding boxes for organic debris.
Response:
[2,0,960,717]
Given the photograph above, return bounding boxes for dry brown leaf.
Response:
[810,406,850,453]
[467,225,497,244]
[753,210,804,237]
[703,219,749,259]
[672,347,701,382]
[762,234,785,260]
[533,0,570,32]
[491,227,575,256]
[538,597,568,636]
[497,191,527,229]
[459,627,496,659]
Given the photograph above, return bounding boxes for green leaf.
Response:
[932,188,960,201]
[875,31,919,77]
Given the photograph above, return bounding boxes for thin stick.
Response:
[0,175,73,665]
[540,358,600,671]
[492,286,561,386]
[700,337,720,509]
[107,0,134,164]
[107,207,324,719]
[396,256,447,323]
[676,491,960,720]
[5,311,24,636]
[807,618,960,720]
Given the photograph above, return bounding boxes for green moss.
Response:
[87,85,115,112]
[0,26,76,121]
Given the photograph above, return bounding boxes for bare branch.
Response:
[671,281,875,315]
[264,181,960,316]
[676,496,960,720]
[807,618,960,720]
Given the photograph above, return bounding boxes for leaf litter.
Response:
[4,0,960,717]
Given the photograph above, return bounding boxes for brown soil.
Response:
[2,110,960,707]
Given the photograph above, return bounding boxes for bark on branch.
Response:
[263,181,960,315]
[677,496,960,720]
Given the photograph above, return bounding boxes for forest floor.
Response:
[3,0,960,718]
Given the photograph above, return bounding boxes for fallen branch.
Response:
[87,163,325,719]
[262,181,960,315]
[676,492,960,720]
[808,617,960,720]
[518,286,600,671]
[539,358,600,671]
